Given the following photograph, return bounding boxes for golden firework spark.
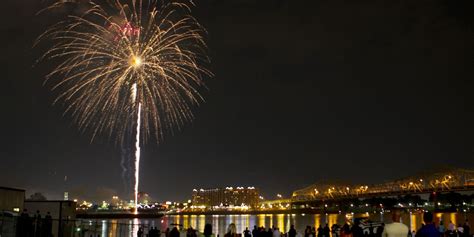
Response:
[37,0,212,144]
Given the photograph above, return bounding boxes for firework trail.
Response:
[38,0,211,210]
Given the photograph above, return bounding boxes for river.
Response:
[78,212,473,237]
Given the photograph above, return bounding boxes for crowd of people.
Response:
[139,212,471,237]
[16,209,53,237]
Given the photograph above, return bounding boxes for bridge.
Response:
[263,168,474,206]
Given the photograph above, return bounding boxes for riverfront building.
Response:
[191,187,259,208]
[0,186,25,213]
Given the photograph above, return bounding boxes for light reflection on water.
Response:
[81,212,473,237]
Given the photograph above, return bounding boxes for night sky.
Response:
[2,0,474,202]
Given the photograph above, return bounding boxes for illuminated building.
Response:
[0,186,25,213]
[191,187,259,208]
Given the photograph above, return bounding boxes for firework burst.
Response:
[38,0,211,144]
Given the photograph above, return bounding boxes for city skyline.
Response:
[2,0,474,202]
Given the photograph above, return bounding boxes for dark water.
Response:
[79,212,473,237]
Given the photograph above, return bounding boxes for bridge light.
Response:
[419,179,423,182]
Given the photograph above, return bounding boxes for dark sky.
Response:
[1,0,474,202]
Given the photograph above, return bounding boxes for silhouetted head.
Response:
[227,223,237,235]
[391,209,402,222]
[423,212,434,224]
[204,224,213,236]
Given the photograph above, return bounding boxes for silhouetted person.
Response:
[462,220,470,237]
[17,209,28,237]
[260,227,266,237]
[289,225,297,237]
[267,228,273,237]
[340,224,351,237]
[225,223,241,237]
[352,220,364,237]
[204,224,214,237]
[43,211,52,237]
[382,210,408,237]
[165,227,171,237]
[253,226,260,237]
[171,227,180,237]
[317,225,323,237]
[21,209,34,237]
[151,227,161,237]
[304,226,311,237]
[416,212,438,237]
[149,227,155,237]
[438,221,445,236]
[324,224,330,237]
[137,227,144,237]
[187,227,198,237]
[332,224,341,237]
[34,210,42,237]
[244,227,252,237]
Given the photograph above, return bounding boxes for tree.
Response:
[28,192,47,201]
